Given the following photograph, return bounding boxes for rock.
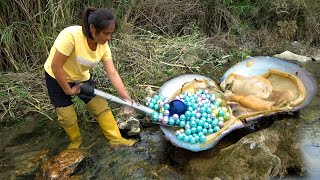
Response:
[274,51,311,62]
[13,149,49,178]
[38,149,93,179]
[151,164,185,179]
[118,116,141,136]
[182,118,305,179]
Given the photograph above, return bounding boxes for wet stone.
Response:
[38,149,93,179]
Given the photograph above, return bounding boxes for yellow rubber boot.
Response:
[56,105,82,149]
[86,96,136,147]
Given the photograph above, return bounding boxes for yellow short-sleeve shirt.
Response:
[44,26,112,82]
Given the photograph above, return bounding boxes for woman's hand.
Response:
[65,83,82,95]
[122,99,135,116]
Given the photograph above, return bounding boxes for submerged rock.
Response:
[38,149,93,179]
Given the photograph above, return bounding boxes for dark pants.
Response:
[45,71,96,108]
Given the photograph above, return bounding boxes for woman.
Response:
[44,7,136,149]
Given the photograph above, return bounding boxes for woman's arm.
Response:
[102,60,131,100]
[51,51,81,95]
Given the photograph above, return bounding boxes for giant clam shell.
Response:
[159,56,316,152]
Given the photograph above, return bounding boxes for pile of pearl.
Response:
[147,89,231,144]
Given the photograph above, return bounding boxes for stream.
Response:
[0,60,319,179]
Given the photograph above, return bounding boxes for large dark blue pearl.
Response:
[169,100,187,116]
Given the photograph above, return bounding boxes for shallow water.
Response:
[0,60,319,179]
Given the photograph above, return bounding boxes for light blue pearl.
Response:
[180,114,186,121]
[198,120,204,126]
[197,126,203,132]
[212,118,219,126]
[175,119,180,125]
[154,104,160,110]
[183,136,190,142]
[150,99,157,104]
[197,89,203,94]
[200,117,206,122]
[204,122,209,129]
[164,103,170,110]
[177,133,184,140]
[191,127,197,133]
[200,107,206,113]
[199,135,206,142]
[148,103,155,109]
[187,101,192,107]
[214,100,220,107]
[168,117,175,125]
[206,94,211,99]
[202,112,208,118]
[203,128,208,134]
[152,112,159,121]
[185,129,192,135]
[190,137,196,144]
[206,117,213,124]
[179,121,185,127]
[194,134,199,142]
[218,109,225,117]
[191,111,196,117]
[190,116,196,122]
[206,108,212,114]
[208,128,214,134]
[190,120,197,127]
[187,106,193,112]
[192,103,198,109]
[191,99,196,103]
[185,111,191,117]
[213,126,220,132]
[153,95,160,100]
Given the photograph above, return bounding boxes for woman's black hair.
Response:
[82,7,116,39]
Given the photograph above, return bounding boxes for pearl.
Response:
[191,127,197,133]
[185,129,192,135]
[180,114,186,121]
[190,120,197,127]
[177,133,184,140]
[208,128,214,134]
[183,135,190,142]
[185,111,191,117]
[224,112,231,120]
[206,117,213,123]
[213,126,220,132]
[158,101,164,107]
[218,121,224,128]
[212,118,219,126]
[185,124,190,129]
[190,137,196,144]
[148,103,155,109]
[162,116,169,124]
[172,114,179,120]
[198,120,204,126]
[164,110,170,116]
[179,121,186,127]
[175,119,180,125]
[154,104,160,110]
[199,135,206,142]
[197,126,203,132]
[218,109,225,117]
[221,107,228,112]
[152,112,159,121]
[187,106,193,112]
[198,132,204,136]
[196,112,201,118]
[168,117,175,125]
[204,122,209,129]
[204,89,209,94]
[164,103,170,110]
[153,95,160,100]
[175,130,180,135]
[202,112,208,118]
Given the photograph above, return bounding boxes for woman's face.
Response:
[91,21,115,44]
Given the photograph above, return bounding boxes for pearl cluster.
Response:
[147,89,231,144]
